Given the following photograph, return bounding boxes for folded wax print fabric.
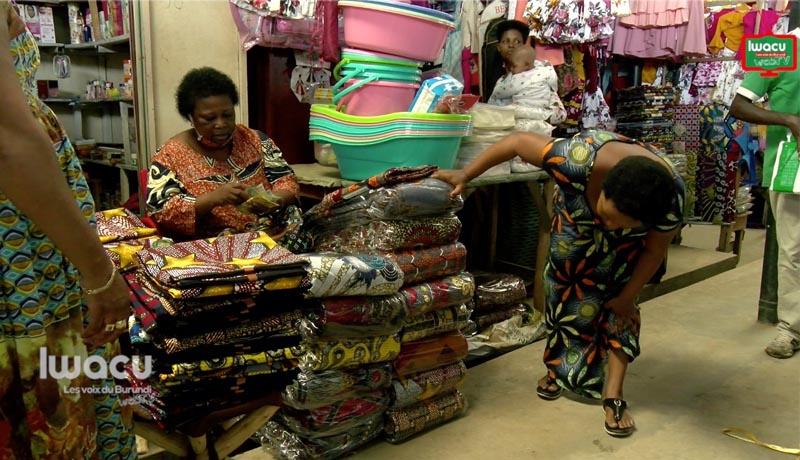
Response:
[400,304,471,343]
[304,178,464,235]
[301,253,403,298]
[473,272,527,311]
[95,207,158,243]
[164,345,305,378]
[400,272,475,316]
[278,390,390,438]
[390,361,467,409]
[104,236,172,271]
[384,389,467,444]
[262,417,383,460]
[300,335,402,372]
[473,304,527,331]
[393,332,469,376]
[312,217,462,254]
[388,243,467,286]
[137,231,307,298]
[282,363,393,410]
[297,296,408,340]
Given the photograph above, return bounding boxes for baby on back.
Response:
[487,46,566,134]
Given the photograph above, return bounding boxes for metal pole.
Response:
[758,201,779,323]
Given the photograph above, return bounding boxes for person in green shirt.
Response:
[730,67,800,359]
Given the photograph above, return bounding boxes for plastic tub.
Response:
[333,79,420,116]
[310,104,471,125]
[323,136,465,180]
[339,1,455,61]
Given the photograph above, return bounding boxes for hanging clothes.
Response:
[524,0,614,44]
[619,0,690,27]
[610,0,706,58]
[707,5,751,56]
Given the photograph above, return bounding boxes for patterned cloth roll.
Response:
[393,332,469,376]
[278,390,389,438]
[313,216,462,254]
[300,335,402,372]
[389,243,468,286]
[384,389,467,443]
[301,253,404,298]
[282,364,393,410]
[401,304,471,343]
[390,361,467,408]
[400,272,475,316]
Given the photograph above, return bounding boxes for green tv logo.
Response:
[742,35,797,78]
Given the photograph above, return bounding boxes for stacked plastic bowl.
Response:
[309,104,471,180]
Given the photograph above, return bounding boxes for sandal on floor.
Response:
[603,398,635,437]
[536,376,563,400]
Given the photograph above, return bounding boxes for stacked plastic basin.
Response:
[315,0,466,179]
[309,105,471,180]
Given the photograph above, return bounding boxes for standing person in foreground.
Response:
[729,67,800,359]
[434,130,685,437]
[0,2,135,458]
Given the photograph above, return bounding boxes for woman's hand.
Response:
[431,169,469,197]
[81,272,132,348]
[605,296,640,335]
[210,182,250,207]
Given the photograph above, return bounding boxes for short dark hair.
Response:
[602,156,677,226]
[175,67,239,120]
[495,20,530,42]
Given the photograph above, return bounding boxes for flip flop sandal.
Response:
[603,398,636,437]
[536,376,563,400]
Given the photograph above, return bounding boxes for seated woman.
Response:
[146,67,309,251]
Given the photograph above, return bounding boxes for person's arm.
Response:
[257,130,299,206]
[729,93,800,141]
[0,2,129,347]
[432,131,553,196]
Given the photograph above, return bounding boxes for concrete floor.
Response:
[231,225,800,460]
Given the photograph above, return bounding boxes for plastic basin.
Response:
[332,79,420,116]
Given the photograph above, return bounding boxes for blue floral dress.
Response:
[0,29,135,459]
[540,130,685,399]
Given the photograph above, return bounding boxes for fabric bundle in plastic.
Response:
[472,304,528,331]
[312,216,462,254]
[278,390,390,438]
[384,389,468,443]
[282,364,393,410]
[296,296,408,340]
[400,304,472,343]
[389,361,467,409]
[301,253,404,298]
[260,417,383,460]
[388,243,468,286]
[400,272,475,316]
[393,332,469,376]
[472,272,528,312]
[299,335,402,372]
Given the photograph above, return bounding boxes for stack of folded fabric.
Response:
[469,272,529,332]
[615,86,676,154]
[94,208,171,271]
[123,231,312,430]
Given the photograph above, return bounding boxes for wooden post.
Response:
[88,0,101,42]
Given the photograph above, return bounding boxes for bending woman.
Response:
[146,67,309,250]
[434,130,685,437]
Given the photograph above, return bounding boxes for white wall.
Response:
[134,0,248,160]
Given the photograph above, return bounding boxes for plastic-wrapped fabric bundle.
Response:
[278,390,389,438]
[304,178,464,234]
[260,417,383,460]
[400,304,472,343]
[301,253,404,298]
[282,364,393,410]
[389,243,468,286]
[400,272,475,316]
[300,335,402,372]
[312,216,462,254]
[297,296,408,340]
[473,304,527,331]
[384,389,467,443]
[393,332,469,376]
[390,361,467,408]
[473,272,528,311]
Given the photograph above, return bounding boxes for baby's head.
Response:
[509,46,536,74]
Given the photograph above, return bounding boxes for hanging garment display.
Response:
[524,0,614,44]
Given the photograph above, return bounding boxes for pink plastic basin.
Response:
[336,79,420,116]
[340,2,455,62]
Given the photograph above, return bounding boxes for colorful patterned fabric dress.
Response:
[0,30,135,459]
[540,130,685,399]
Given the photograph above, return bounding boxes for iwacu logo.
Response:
[38,347,153,380]
[741,34,797,77]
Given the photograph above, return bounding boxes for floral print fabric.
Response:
[301,253,404,298]
[525,0,614,44]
